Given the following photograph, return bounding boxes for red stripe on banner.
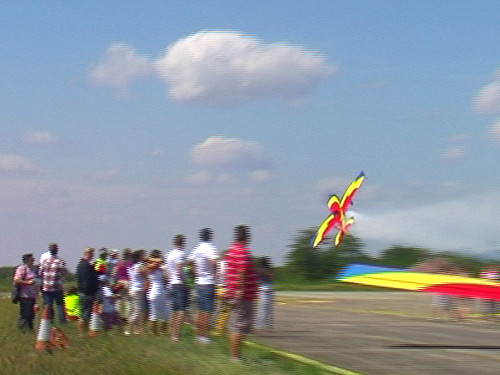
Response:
[421,283,500,300]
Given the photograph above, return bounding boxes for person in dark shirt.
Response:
[76,248,98,334]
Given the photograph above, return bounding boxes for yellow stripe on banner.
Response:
[344,272,500,291]
[245,341,363,375]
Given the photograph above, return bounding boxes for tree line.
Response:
[279,227,499,282]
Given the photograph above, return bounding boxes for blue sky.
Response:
[2,1,500,268]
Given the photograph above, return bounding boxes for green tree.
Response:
[377,245,430,268]
[284,228,322,280]
[317,234,372,278]
[284,228,370,280]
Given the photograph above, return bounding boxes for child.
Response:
[64,286,80,322]
[101,282,122,331]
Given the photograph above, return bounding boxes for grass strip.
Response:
[245,340,363,375]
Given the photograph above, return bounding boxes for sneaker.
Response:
[196,336,211,344]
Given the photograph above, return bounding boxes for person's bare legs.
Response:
[229,332,243,360]
[78,319,88,336]
[170,311,184,341]
[197,311,211,338]
[150,321,159,336]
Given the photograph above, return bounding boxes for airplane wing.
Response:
[339,171,365,211]
[312,213,341,248]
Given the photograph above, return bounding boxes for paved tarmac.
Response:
[252,292,500,375]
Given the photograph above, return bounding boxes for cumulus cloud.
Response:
[188,136,275,184]
[473,69,500,141]
[441,133,468,160]
[151,149,165,157]
[442,146,465,160]
[155,30,336,107]
[191,136,270,170]
[488,120,500,142]
[88,43,153,96]
[0,155,35,173]
[316,176,353,198]
[23,130,57,145]
[248,169,276,183]
[185,171,212,185]
[473,69,500,113]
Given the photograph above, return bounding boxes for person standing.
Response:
[13,253,38,332]
[188,228,218,343]
[224,225,258,361]
[166,234,187,342]
[126,250,147,336]
[76,248,98,333]
[146,256,169,335]
[94,248,108,275]
[255,256,274,330]
[114,249,133,322]
[39,243,67,324]
[479,265,500,318]
[107,249,120,283]
[39,242,57,266]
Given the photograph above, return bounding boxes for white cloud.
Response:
[473,69,500,113]
[155,30,336,107]
[442,146,465,160]
[185,171,212,185]
[488,119,500,142]
[473,69,500,143]
[88,43,152,96]
[316,176,353,198]
[0,155,35,173]
[190,136,270,171]
[248,169,276,183]
[151,149,165,157]
[188,136,277,185]
[447,133,469,143]
[23,130,57,145]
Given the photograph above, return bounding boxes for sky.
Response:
[2,1,500,269]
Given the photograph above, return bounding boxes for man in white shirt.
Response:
[166,234,187,342]
[188,228,218,343]
[39,242,58,265]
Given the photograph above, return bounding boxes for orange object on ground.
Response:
[35,306,54,352]
[50,327,71,348]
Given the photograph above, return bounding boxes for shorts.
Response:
[196,284,215,312]
[128,289,146,323]
[228,299,254,334]
[170,284,187,312]
[148,294,169,321]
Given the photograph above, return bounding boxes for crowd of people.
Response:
[12,225,275,361]
[412,257,500,321]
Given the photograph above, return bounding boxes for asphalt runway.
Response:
[252,292,500,375]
